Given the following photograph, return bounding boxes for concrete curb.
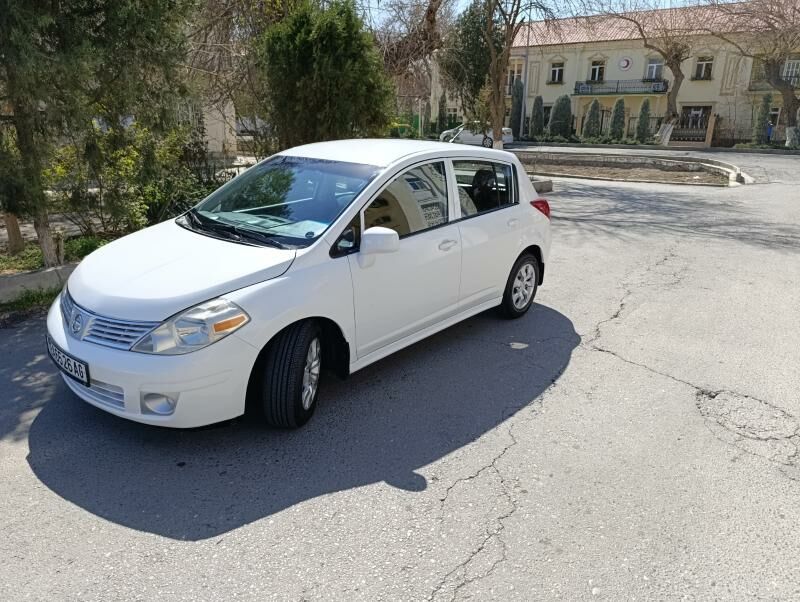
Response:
[533,172,729,187]
[513,149,744,186]
[530,177,553,193]
[0,263,77,303]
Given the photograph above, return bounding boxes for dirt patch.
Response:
[531,165,729,185]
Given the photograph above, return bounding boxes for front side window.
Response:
[188,156,378,248]
[590,60,605,81]
[452,161,515,217]
[363,162,449,238]
[646,58,663,80]
[550,62,564,83]
[695,56,714,80]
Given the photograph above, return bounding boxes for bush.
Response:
[636,99,652,143]
[610,98,626,140]
[46,123,233,234]
[530,96,544,138]
[582,99,601,139]
[548,95,573,138]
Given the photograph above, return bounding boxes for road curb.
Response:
[0,263,77,303]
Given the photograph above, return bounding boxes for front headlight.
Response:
[132,298,250,355]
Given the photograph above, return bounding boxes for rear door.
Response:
[450,158,522,308]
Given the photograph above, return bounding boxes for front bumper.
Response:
[46,299,261,428]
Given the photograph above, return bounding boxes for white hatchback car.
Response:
[47,140,551,429]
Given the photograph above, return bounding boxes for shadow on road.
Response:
[552,180,800,252]
[18,304,578,541]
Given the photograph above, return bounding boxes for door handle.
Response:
[507,218,519,227]
[438,239,458,251]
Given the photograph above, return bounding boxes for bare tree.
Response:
[483,0,556,148]
[586,1,703,121]
[706,0,800,141]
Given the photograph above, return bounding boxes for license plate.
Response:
[47,335,90,386]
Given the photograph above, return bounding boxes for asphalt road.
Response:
[2,156,800,600]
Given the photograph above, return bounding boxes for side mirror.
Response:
[360,226,399,255]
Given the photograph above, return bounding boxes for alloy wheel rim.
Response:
[301,338,321,410]
[512,263,535,310]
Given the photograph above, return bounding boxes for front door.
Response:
[348,161,461,358]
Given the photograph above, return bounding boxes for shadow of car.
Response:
[23,304,578,541]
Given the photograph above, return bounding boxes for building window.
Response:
[694,56,714,80]
[506,61,523,94]
[543,106,552,124]
[769,107,781,125]
[589,60,605,82]
[646,58,663,80]
[550,62,564,83]
[446,107,459,127]
[783,59,800,82]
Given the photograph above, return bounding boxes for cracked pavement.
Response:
[2,156,800,600]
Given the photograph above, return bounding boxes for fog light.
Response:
[141,393,178,416]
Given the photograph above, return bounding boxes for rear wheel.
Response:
[482,136,493,148]
[259,320,322,428]
[499,254,539,319]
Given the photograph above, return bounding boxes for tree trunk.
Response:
[3,212,25,255]
[778,88,799,128]
[666,62,684,122]
[6,65,59,266]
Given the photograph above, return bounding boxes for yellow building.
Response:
[432,8,799,145]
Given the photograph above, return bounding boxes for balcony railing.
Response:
[573,79,669,95]
[748,75,800,91]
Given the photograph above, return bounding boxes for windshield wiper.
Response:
[186,210,291,249]
[231,227,290,249]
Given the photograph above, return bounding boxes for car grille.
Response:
[64,377,125,409]
[61,290,159,350]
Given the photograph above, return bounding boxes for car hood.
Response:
[68,219,297,321]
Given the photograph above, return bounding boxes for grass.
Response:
[0,286,61,314]
[0,235,109,275]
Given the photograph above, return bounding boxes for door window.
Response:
[452,161,516,217]
[363,162,449,238]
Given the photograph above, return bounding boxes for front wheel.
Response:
[259,320,322,428]
[482,136,493,148]
[499,254,539,319]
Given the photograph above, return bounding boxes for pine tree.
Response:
[610,98,626,141]
[530,95,544,138]
[753,94,772,145]
[437,94,447,133]
[548,95,573,138]
[510,78,524,139]
[582,99,601,139]
[636,98,652,143]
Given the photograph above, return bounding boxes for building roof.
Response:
[513,4,738,48]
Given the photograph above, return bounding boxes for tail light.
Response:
[531,199,550,219]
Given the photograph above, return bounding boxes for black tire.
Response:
[482,136,493,148]
[260,320,322,428]
[499,254,539,319]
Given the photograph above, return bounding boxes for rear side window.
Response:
[363,162,449,238]
[453,161,515,217]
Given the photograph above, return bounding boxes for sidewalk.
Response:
[0,214,84,247]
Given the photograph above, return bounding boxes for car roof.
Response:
[278,138,514,168]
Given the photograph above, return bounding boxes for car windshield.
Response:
[185,155,380,247]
